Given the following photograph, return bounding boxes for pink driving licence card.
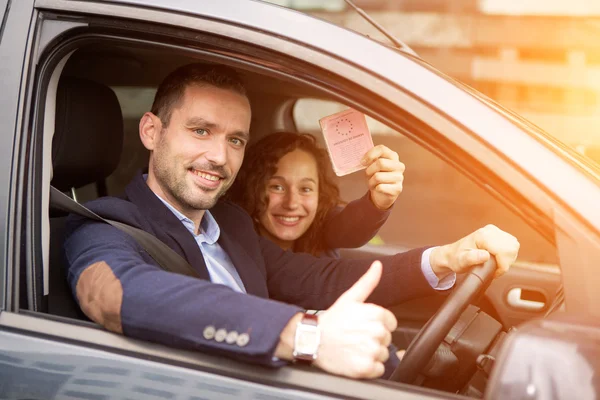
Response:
[319,109,374,176]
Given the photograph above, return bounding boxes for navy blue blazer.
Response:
[312,192,392,258]
[63,172,436,366]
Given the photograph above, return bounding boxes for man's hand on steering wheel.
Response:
[389,225,520,384]
[429,224,520,279]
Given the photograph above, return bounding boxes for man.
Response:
[63,63,519,379]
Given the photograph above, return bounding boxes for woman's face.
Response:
[258,148,319,250]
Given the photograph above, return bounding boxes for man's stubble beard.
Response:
[152,134,236,212]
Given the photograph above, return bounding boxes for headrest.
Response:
[52,77,124,191]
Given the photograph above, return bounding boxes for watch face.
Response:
[296,328,319,355]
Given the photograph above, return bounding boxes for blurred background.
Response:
[265,0,600,166]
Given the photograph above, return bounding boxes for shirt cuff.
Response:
[421,247,456,291]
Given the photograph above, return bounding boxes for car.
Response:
[1,0,599,399]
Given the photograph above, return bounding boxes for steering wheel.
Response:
[390,258,498,384]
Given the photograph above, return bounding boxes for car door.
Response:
[0,1,451,399]
[4,1,600,399]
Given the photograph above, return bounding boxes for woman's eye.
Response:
[302,187,313,193]
[194,128,208,136]
[269,184,284,192]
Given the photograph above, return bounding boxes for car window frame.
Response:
[25,0,569,326]
[4,8,464,400]
[0,0,36,313]
[0,0,9,29]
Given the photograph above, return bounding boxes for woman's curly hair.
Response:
[228,132,343,255]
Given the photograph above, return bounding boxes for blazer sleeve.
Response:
[262,237,437,311]
[321,192,391,250]
[63,218,302,367]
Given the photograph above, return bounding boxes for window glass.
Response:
[293,98,558,265]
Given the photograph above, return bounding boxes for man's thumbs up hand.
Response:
[334,259,385,304]
[314,261,398,379]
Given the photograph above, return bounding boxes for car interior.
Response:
[23,32,564,396]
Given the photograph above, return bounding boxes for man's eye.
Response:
[229,137,245,147]
[194,129,208,136]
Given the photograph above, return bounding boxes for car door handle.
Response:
[506,288,546,311]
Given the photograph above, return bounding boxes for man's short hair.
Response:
[151,63,247,127]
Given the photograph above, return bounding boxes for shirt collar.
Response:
[144,175,220,244]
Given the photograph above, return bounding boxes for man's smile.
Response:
[193,169,222,181]
[190,168,224,189]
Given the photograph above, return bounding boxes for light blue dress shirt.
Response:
[154,193,455,292]
[155,195,246,292]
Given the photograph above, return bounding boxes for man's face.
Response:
[147,84,251,214]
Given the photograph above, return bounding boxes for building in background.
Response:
[265,0,600,164]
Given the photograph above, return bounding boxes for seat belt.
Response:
[50,186,201,279]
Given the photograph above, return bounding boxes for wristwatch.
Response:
[293,313,320,364]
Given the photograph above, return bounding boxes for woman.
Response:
[229,132,405,257]
[231,132,407,377]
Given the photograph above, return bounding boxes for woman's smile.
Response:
[273,214,303,226]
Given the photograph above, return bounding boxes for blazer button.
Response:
[236,333,250,347]
[226,331,238,344]
[203,326,216,340]
[215,329,228,342]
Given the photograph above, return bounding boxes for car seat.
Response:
[47,76,124,319]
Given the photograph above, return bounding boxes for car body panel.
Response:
[0,328,335,400]
[0,312,449,400]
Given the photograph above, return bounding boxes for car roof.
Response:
[98,0,410,68]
